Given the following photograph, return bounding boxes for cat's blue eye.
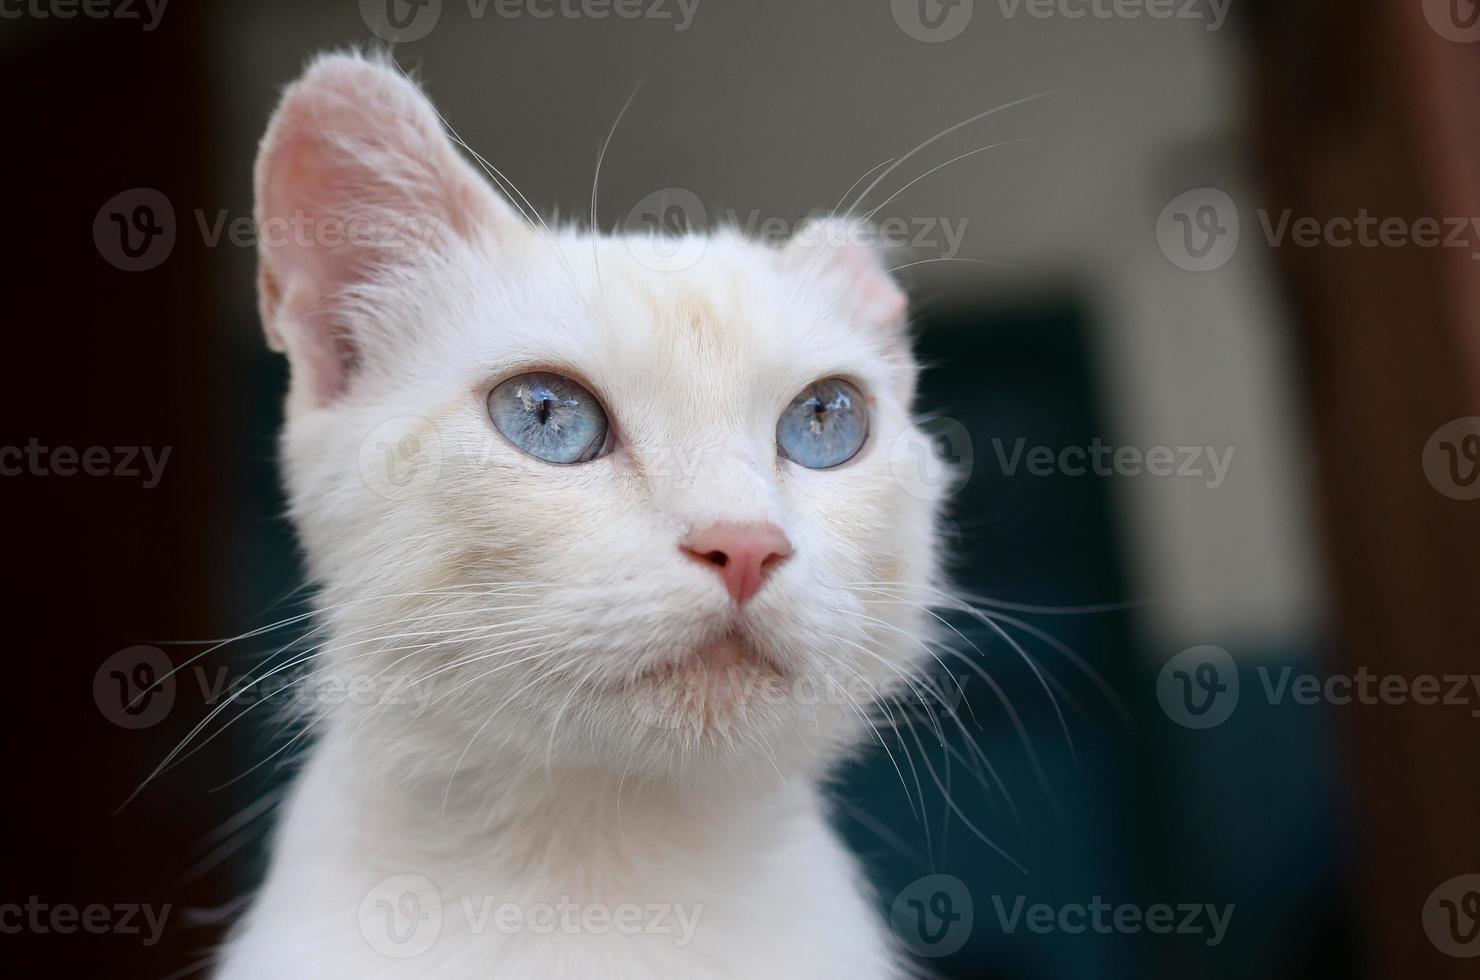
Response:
[777,378,869,469]
[487,372,611,465]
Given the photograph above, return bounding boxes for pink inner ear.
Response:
[262,126,381,293]
[789,218,908,328]
[256,137,369,405]
[259,260,358,405]
[258,119,396,404]
[254,54,522,409]
[830,239,908,325]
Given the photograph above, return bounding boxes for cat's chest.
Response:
[219,778,901,979]
[223,864,898,979]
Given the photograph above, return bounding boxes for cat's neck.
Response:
[302,709,822,881]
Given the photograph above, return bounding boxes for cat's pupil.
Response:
[809,397,836,435]
[537,398,552,425]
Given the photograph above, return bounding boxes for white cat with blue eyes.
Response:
[215,53,946,980]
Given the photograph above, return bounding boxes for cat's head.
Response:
[255,53,946,788]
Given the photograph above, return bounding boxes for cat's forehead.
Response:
[465,233,886,395]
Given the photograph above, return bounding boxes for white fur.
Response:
[216,53,945,980]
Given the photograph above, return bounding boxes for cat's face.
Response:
[257,55,944,785]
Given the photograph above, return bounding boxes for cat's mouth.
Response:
[635,632,786,687]
[620,632,792,731]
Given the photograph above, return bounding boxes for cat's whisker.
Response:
[439,656,593,819]
[833,619,1026,850]
[858,592,1041,737]
[826,599,972,728]
[132,611,567,798]
[982,610,1134,728]
[382,51,540,231]
[859,138,1033,224]
[884,256,1018,275]
[398,637,561,704]
[854,587,1080,749]
[154,953,218,980]
[834,621,1025,869]
[381,57,594,302]
[756,739,790,795]
[340,641,580,823]
[155,582,554,649]
[892,701,1028,875]
[151,629,503,782]
[328,621,577,746]
[834,795,931,869]
[825,628,950,747]
[847,579,1141,616]
[125,584,556,714]
[777,99,1049,322]
[361,613,567,689]
[175,802,280,885]
[941,727,1023,834]
[541,656,611,786]
[844,594,1066,817]
[831,157,897,217]
[234,601,563,687]
[790,252,1010,342]
[590,81,643,293]
[378,626,573,719]
[440,126,591,304]
[851,579,1132,723]
[325,626,578,771]
[825,622,1017,825]
[191,785,286,858]
[812,647,926,826]
[776,155,898,318]
[207,723,315,796]
[229,607,565,701]
[839,90,1060,222]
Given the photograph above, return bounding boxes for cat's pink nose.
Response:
[680,522,793,605]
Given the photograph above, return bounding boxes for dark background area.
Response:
[4,1,1478,977]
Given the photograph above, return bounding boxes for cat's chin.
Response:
[619,633,795,739]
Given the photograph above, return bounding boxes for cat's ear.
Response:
[254,52,526,408]
[783,217,908,329]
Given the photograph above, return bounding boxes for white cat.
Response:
[215,52,946,980]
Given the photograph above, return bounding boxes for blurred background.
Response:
[6,0,1480,976]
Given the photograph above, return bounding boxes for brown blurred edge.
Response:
[1250,0,1480,975]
